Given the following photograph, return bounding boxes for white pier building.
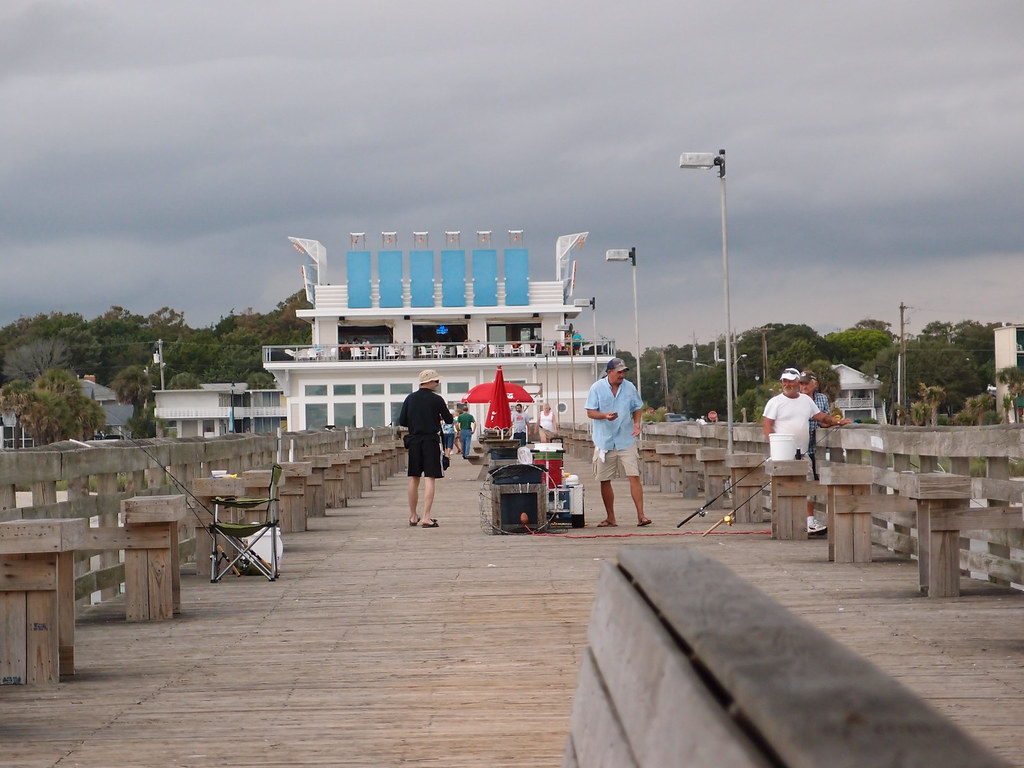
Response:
[263,231,615,430]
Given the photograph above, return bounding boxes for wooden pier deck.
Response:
[4,453,1024,767]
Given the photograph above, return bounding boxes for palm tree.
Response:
[111,365,153,411]
[960,394,991,426]
[917,383,946,426]
[996,367,1024,423]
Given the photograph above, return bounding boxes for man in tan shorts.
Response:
[584,358,651,527]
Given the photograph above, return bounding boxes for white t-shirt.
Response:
[762,392,821,454]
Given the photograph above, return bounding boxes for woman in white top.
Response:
[537,403,558,442]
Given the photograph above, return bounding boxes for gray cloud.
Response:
[1,0,1022,346]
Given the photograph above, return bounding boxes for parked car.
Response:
[665,413,686,422]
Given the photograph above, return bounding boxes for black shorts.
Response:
[407,435,444,478]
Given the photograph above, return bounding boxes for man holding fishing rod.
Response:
[762,367,848,534]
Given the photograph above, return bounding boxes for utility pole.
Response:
[660,348,670,410]
[898,302,907,418]
[155,339,166,391]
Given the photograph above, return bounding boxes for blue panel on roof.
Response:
[346,251,372,308]
[441,250,466,307]
[378,251,403,307]
[504,248,529,305]
[472,250,497,306]
[410,250,435,307]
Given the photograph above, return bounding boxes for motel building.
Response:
[262,231,616,431]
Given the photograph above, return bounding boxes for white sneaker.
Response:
[807,518,827,534]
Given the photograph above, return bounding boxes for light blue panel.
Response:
[410,250,435,307]
[346,251,372,308]
[378,250,403,307]
[441,250,467,307]
[504,248,529,305]
[472,249,497,306]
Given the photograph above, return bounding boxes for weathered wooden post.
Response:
[0,518,86,684]
[819,464,873,562]
[765,458,813,540]
[696,447,729,510]
[118,495,187,621]
[725,452,767,523]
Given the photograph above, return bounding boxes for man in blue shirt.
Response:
[585,358,652,527]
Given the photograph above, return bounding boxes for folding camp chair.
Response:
[209,464,282,582]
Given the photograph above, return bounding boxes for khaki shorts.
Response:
[594,443,641,481]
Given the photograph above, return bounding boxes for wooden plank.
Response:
[905,473,972,500]
[146,546,173,620]
[0,518,86,554]
[618,548,1010,768]
[121,494,187,525]
[567,649,639,768]
[85,527,172,550]
[834,494,917,519]
[123,549,149,621]
[0,589,27,685]
[25,584,57,684]
[0,556,57,591]
[585,564,771,768]
[930,507,1024,532]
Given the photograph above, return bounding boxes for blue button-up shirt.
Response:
[586,377,644,450]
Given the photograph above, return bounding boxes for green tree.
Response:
[997,366,1024,423]
[2,338,72,383]
[167,371,202,389]
[824,328,892,371]
[111,365,153,412]
[917,383,946,427]
[0,370,105,445]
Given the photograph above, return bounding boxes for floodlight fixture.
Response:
[679,147,732,450]
[603,247,641,398]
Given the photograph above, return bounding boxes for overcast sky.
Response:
[3,1,1023,352]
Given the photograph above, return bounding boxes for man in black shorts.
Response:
[399,369,454,527]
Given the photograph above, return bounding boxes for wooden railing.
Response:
[562,421,1024,589]
[0,427,398,610]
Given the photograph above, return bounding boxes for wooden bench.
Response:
[1,518,86,684]
[563,547,1010,767]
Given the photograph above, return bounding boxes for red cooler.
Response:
[533,448,563,489]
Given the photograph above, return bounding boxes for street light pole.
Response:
[680,149,733,452]
[605,247,642,399]
[573,296,598,380]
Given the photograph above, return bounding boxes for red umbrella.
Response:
[461,376,535,406]
[484,367,513,431]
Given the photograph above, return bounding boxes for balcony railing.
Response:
[835,396,876,409]
[263,339,616,364]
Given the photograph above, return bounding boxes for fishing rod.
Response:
[117,433,217,528]
[676,454,769,527]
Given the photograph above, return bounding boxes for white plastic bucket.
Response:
[769,433,796,461]
[245,526,283,566]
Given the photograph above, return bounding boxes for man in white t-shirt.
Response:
[762,367,837,533]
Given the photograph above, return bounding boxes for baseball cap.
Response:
[780,367,801,382]
[418,369,440,384]
[799,370,817,383]
[606,357,629,373]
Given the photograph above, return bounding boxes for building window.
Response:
[446,381,469,394]
[334,384,356,396]
[363,383,385,395]
[334,403,356,428]
[362,402,385,427]
[390,402,404,425]
[305,403,328,428]
[305,385,328,397]
[391,383,413,395]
